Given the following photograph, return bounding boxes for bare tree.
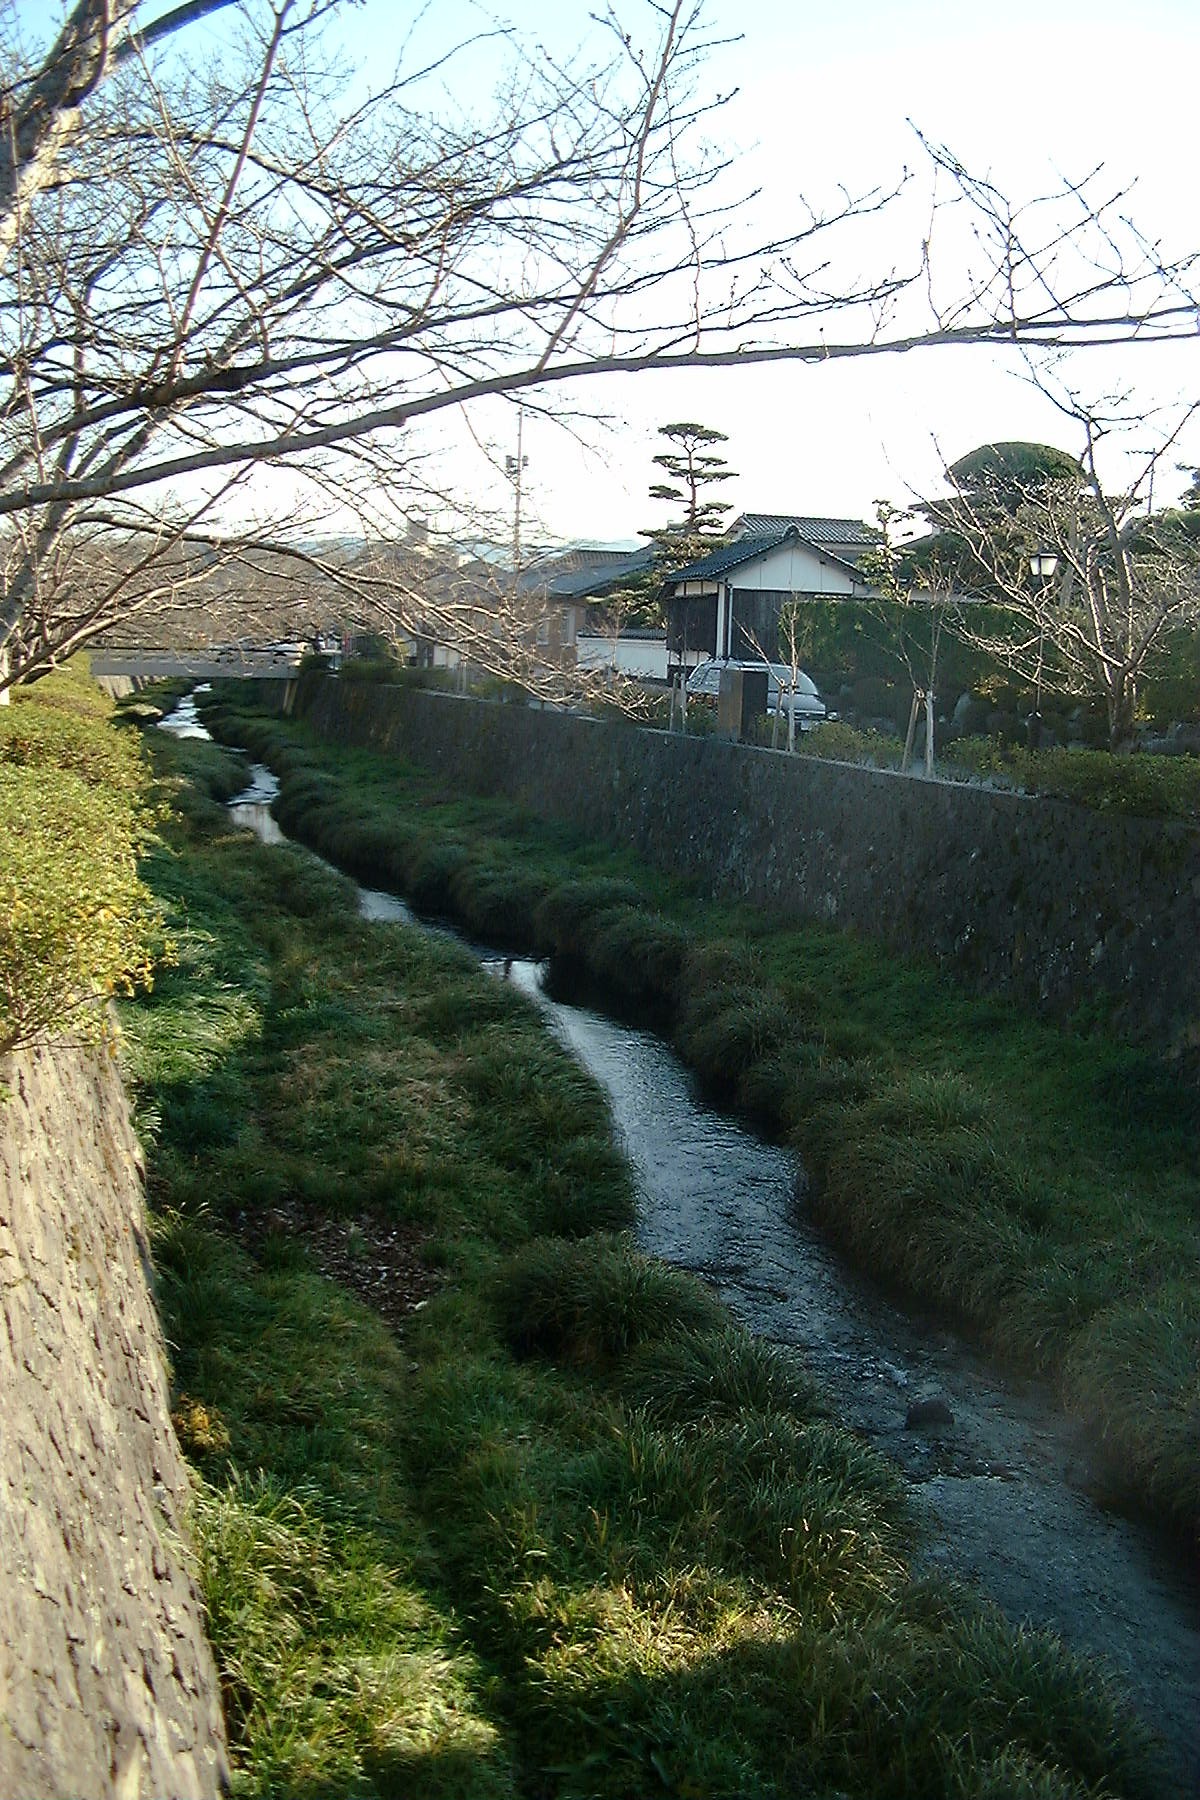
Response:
[0,0,1197,695]
[0,0,246,258]
[156,525,660,709]
[928,401,1200,748]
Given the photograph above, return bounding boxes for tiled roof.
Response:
[666,524,875,588]
[519,544,655,600]
[733,513,876,546]
[665,534,787,582]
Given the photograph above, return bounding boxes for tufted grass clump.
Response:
[447,862,550,948]
[622,1325,823,1425]
[675,983,795,1093]
[810,1073,1046,1326]
[585,903,691,1007]
[532,876,645,956]
[190,1474,510,1797]
[1061,1278,1200,1529]
[491,1232,724,1366]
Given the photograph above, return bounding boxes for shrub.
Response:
[795,721,899,765]
[10,659,111,719]
[946,739,1200,822]
[0,688,148,794]
[0,764,162,1052]
[0,671,164,1054]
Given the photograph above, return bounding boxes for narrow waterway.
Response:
[161,696,1199,1794]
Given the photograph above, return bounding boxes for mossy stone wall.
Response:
[0,1041,229,1798]
[299,680,1200,1050]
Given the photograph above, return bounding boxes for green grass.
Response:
[0,667,163,1052]
[945,737,1200,822]
[117,718,1171,1797]
[193,692,1200,1539]
[768,717,1200,826]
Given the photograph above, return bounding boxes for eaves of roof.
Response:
[665,533,785,582]
[521,544,656,600]
[665,526,871,587]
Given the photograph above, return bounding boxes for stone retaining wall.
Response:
[298,679,1200,1051]
[0,1040,229,1799]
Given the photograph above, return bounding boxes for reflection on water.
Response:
[356,886,417,925]
[228,766,288,846]
[154,685,211,739]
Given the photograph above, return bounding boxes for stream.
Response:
[161,693,1200,1793]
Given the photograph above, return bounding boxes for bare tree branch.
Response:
[0,1,1196,694]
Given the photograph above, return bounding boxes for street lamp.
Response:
[1027,551,1058,746]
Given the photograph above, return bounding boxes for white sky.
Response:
[22,0,1200,542]
[498,0,1199,542]
[395,0,1199,542]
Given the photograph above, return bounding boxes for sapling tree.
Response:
[860,502,960,774]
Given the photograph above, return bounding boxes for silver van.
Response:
[685,660,827,728]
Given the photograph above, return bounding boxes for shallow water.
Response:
[154,688,211,740]
[195,724,1199,1792]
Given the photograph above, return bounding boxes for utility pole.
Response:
[506,409,528,576]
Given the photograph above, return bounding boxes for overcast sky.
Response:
[22,0,1200,543]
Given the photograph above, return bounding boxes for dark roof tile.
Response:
[734,513,876,545]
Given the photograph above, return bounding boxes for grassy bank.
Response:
[120,720,1165,1799]
[0,663,163,1053]
[195,690,1199,1540]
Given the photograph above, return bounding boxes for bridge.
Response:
[90,647,311,685]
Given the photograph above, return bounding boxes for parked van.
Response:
[685,660,827,728]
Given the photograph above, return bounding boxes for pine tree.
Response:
[646,421,736,547]
[601,422,737,634]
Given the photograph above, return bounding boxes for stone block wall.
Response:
[299,680,1200,1051]
[0,1040,229,1799]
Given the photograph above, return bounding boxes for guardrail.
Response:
[90,649,307,678]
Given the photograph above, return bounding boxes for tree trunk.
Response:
[901,688,920,772]
[1107,679,1137,751]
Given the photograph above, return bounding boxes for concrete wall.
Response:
[0,1041,229,1799]
[298,679,1200,1051]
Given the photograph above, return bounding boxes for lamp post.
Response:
[1027,549,1058,747]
